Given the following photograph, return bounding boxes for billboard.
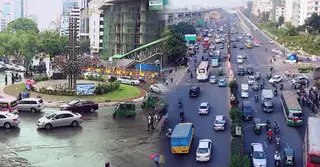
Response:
[286,53,297,63]
[149,0,163,10]
[136,64,160,72]
[184,34,197,41]
[76,83,95,96]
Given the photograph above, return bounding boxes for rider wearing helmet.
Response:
[266,119,271,126]
[267,129,273,137]
[274,151,281,161]
[274,121,279,128]
[180,110,185,117]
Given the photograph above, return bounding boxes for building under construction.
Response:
[99,0,166,57]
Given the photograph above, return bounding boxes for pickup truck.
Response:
[241,84,249,98]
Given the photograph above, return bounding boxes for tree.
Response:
[6,18,39,34]
[79,39,90,54]
[161,28,187,63]
[260,11,270,22]
[169,22,196,35]
[278,16,284,26]
[304,13,320,34]
[37,30,68,56]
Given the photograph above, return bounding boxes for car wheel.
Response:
[4,122,11,129]
[131,82,135,86]
[71,121,78,127]
[118,81,122,84]
[150,88,153,92]
[45,123,52,130]
[112,113,116,118]
[90,108,95,113]
[132,114,136,118]
[30,107,36,113]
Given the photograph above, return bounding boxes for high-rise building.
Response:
[14,0,27,19]
[252,0,273,17]
[284,0,300,26]
[60,0,78,36]
[88,0,103,54]
[298,0,320,25]
[79,0,92,41]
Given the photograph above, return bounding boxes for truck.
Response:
[261,89,274,112]
[240,84,249,98]
[171,123,194,154]
[203,38,210,50]
[211,51,220,67]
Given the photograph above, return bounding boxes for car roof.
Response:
[210,75,216,78]
[199,139,211,148]
[190,86,199,89]
[200,102,209,106]
[243,100,251,106]
[251,143,264,151]
[21,98,41,101]
[52,110,75,115]
[274,75,281,77]
[215,115,224,121]
[219,78,225,81]
[248,76,255,78]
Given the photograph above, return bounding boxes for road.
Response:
[231,13,319,166]
[0,107,160,167]
[160,44,231,166]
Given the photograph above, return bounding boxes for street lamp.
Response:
[240,123,267,166]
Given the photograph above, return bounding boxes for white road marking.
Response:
[176,72,186,85]
[286,142,290,148]
[264,141,267,148]
[252,51,262,66]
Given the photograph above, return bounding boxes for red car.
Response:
[60,100,99,113]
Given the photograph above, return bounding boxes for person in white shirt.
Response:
[274,151,281,161]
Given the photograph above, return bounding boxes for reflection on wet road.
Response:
[0,107,160,167]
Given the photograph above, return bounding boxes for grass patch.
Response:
[4,83,143,102]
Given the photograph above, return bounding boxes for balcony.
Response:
[100,17,104,21]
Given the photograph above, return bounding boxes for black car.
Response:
[189,86,200,97]
[252,82,259,91]
[239,45,244,49]
[246,66,254,75]
[220,45,224,49]
[242,101,253,120]
[232,43,237,48]
[231,38,235,42]
[237,67,245,76]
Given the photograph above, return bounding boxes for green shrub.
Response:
[33,75,49,82]
[94,82,120,95]
[230,138,250,167]
[298,66,314,73]
[86,75,106,82]
[38,87,75,96]
[229,108,242,123]
[229,80,238,93]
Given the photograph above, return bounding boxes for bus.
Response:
[304,117,320,167]
[171,123,194,154]
[280,91,303,126]
[245,40,253,49]
[197,61,209,81]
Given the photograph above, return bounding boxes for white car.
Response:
[237,55,243,64]
[251,143,267,167]
[269,40,274,44]
[196,139,212,162]
[0,112,20,129]
[37,111,83,129]
[214,115,226,131]
[6,63,14,70]
[13,65,26,72]
[254,42,260,47]
[209,75,217,84]
[199,102,210,115]
[83,72,100,78]
[269,75,283,83]
[117,76,140,86]
[149,84,169,94]
[247,76,255,85]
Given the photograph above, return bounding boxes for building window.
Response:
[315,7,319,11]
[315,2,318,5]
[94,28,95,33]
[94,21,95,26]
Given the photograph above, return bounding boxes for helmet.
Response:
[276,151,279,154]
[269,129,272,131]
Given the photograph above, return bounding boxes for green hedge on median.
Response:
[298,66,314,73]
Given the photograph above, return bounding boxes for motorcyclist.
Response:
[270,66,273,72]
[274,151,281,161]
[274,121,279,129]
[274,89,278,96]
[280,82,284,90]
[166,128,173,138]
[275,134,281,142]
[180,110,185,117]
[255,93,258,101]
[267,129,273,137]
[178,99,182,106]
[266,119,271,128]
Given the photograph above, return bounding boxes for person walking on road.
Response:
[4,74,7,85]
[170,78,173,83]
[11,73,14,85]
[147,113,153,131]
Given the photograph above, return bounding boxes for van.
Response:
[0,98,18,114]
[17,98,44,112]
[242,101,253,120]
[241,84,249,98]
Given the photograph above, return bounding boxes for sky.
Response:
[27,0,62,30]
[170,0,243,9]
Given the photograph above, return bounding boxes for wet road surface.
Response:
[0,107,160,167]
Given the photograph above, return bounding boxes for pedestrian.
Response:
[165,79,168,86]
[153,114,160,128]
[162,78,165,83]
[154,161,160,167]
[170,78,173,83]
[147,113,152,131]
[4,74,7,85]
[11,73,14,84]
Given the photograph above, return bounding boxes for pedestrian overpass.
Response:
[112,37,169,68]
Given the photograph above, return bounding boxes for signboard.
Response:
[135,64,160,72]
[286,53,297,63]
[163,0,169,5]
[76,83,95,96]
[149,0,163,10]
[184,34,197,41]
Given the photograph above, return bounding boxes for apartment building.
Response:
[79,0,92,41]
[275,5,285,20]
[252,0,273,17]
[284,0,300,26]
[88,0,104,54]
[299,0,320,25]
[60,0,78,36]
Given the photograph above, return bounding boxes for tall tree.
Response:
[161,28,187,63]
[260,11,270,22]
[278,16,284,26]
[37,30,69,56]
[79,39,90,54]
[169,22,197,35]
[6,18,39,33]
[304,13,320,34]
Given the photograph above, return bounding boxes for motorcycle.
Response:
[275,159,281,167]
[178,101,182,108]
[180,116,184,122]
[275,139,280,150]
[268,135,272,142]
[255,95,258,102]
[274,126,280,135]
[280,84,283,90]
[266,122,271,129]
[274,90,278,97]
[166,128,172,138]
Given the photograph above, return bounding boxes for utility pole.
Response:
[67,16,80,90]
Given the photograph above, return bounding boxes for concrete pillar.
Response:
[140,1,146,44]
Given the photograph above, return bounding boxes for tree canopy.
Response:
[169,22,196,35]
[304,13,320,34]
[6,18,39,33]
[161,28,187,63]
[37,30,68,56]
[278,16,284,26]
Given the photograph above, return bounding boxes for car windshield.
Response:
[219,79,225,82]
[215,119,225,124]
[67,100,78,105]
[197,148,209,154]
[249,77,255,81]
[272,76,279,80]
[243,106,252,113]
[46,113,57,119]
[211,76,216,79]
[200,105,208,109]
[253,151,266,159]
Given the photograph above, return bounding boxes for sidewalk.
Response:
[0,142,30,167]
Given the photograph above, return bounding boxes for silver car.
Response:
[37,111,83,129]
[198,102,210,115]
[248,76,255,85]
[0,112,20,129]
[214,115,226,131]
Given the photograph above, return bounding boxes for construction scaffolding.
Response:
[101,0,164,58]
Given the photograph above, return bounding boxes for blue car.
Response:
[218,79,227,87]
